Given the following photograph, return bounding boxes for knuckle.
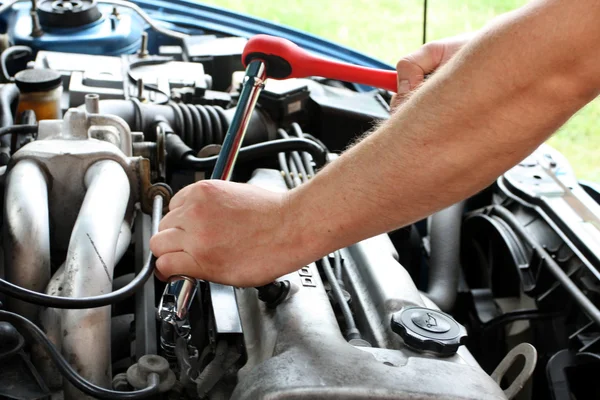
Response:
[149,235,162,255]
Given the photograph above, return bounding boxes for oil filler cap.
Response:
[391,306,467,356]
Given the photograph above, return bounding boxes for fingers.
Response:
[155,251,202,281]
[393,43,443,108]
[149,227,187,256]
[168,185,191,210]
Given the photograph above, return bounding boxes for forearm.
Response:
[287,0,600,265]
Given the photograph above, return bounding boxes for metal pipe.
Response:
[60,160,130,399]
[37,221,132,389]
[426,201,465,312]
[3,159,51,322]
[152,194,163,235]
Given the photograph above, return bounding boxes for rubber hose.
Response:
[426,201,465,312]
[96,99,274,147]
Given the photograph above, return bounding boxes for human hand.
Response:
[391,32,473,110]
[149,180,309,287]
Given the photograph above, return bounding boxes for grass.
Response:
[203,0,600,182]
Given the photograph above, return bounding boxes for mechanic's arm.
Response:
[150,0,600,287]
[291,0,600,261]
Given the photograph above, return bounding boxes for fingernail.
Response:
[398,79,410,94]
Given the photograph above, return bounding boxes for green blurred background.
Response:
[204,0,600,182]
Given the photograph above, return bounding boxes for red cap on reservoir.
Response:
[242,34,398,92]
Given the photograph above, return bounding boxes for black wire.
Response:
[290,123,315,177]
[0,124,37,137]
[1,45,32,82]
[0,310,160,399]
[277,128,308,182]
[180,138,328,171]
[482,309,563,333]
[127,57,172,105]
[0,254,156,309]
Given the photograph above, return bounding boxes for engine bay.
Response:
[0,1,599,399]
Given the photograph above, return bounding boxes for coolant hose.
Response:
[426,201,465,312]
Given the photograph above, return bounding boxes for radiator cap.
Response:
[391,306,467,356]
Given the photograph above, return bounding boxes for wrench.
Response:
[243,34,399,92]
[159,35,399,330]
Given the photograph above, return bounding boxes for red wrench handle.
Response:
[243,35,399,92]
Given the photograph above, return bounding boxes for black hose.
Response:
[278,128,308,182]
[0,45,32,82]
[490,205,600,327]
[0,310,160,399]
[291,122,316,177]
[278,151,294,188]
[0,124,37,137]
[0,254,156,309]
[321,257,360,340]
[95,99,275,147]
[172,137,328,171]
[169,103,230,151]
[482,309,563,333]
[426,201,465,312]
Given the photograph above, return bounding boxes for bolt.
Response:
[29,0,44,38]
[139,32,149,57]
[137,79,145,101]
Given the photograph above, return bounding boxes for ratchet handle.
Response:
[243,34,398,92]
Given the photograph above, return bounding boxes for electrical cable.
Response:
[0,309,161,399]
[0,45,32,82]
[0,254,156,309]
[321,256,360,340]
[274,128,355,340]
[128,57,172,105]
[179,138,328,170]
[278,151,294,188]
[278,128,308,182]
[0,124,37,137]
[0,195,164,309]
[333,250,343,282]
[482,309,563,333]
[100,0,189,40]
[291,122,316,177]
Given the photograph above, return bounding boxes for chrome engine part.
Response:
[0,4,598,400]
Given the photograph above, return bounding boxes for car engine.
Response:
[0,1,598,399]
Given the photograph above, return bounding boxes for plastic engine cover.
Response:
[6,3,143,56]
